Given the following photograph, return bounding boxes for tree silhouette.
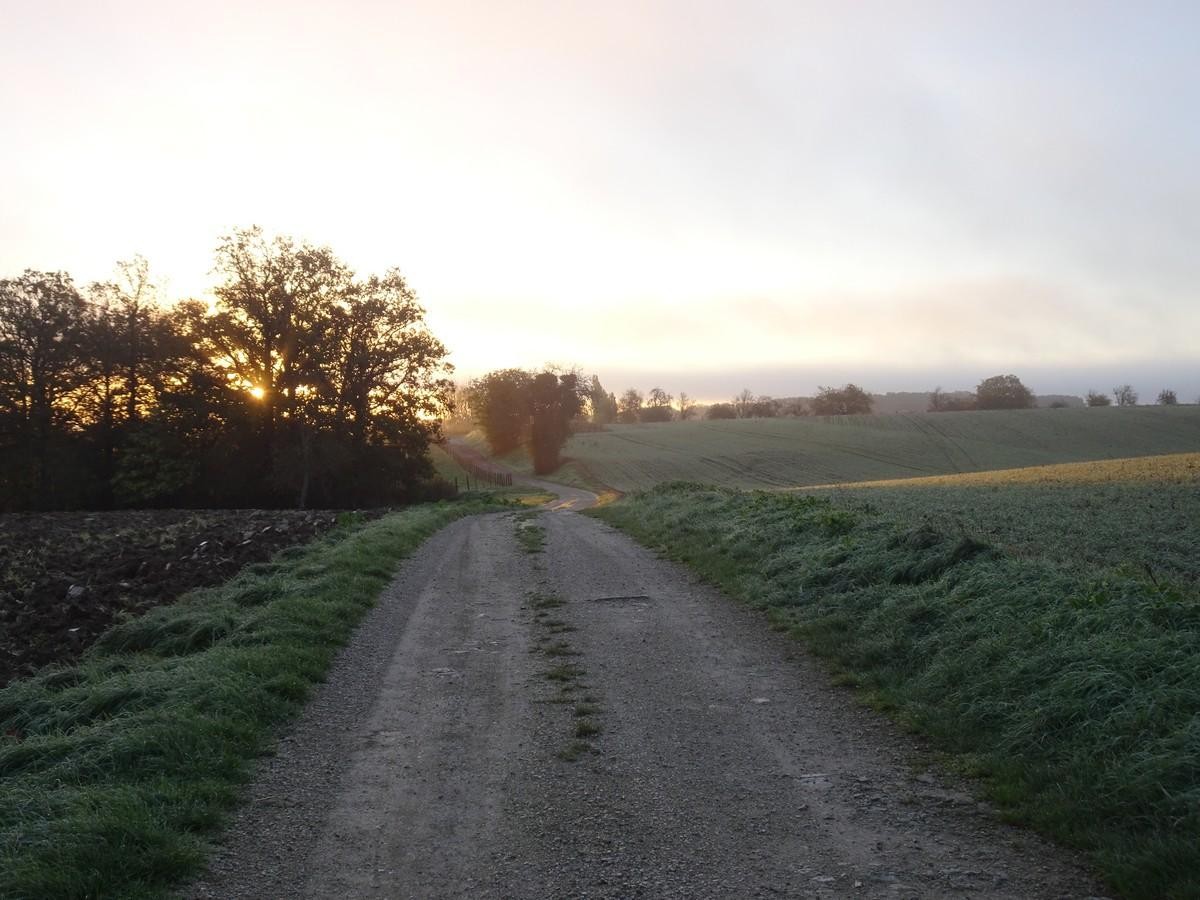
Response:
[976,374,1034,410]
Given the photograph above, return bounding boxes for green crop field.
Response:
[810,454,1200,582]
[558,406,1200,492]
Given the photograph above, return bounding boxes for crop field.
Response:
[809,453,1200,581]
[560,406,1200,492]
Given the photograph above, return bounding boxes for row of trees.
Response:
[465,368,585,473]
[1086,386,1180,407]
[605,384,876,423]
[0,228,452,511]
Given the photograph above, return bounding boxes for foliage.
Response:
[975,374,1034,410]
[928,386,977,412]
[1113,384,1139,407]
[811,383,873,415]
[1086,390,1112,407]
[467,368,584,474]
[617,388,643,424]
[705,402,736,420]
[467,368,532,455]
[588,375,618,425]
[529,372,584,473]
[0,232,452,511]
[0,498,503,899]
[677,392,694,420]
[640,387,674,423]
[1157,389,1178,405]
[592,484,1200,899]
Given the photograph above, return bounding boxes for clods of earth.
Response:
[0,509,379,688]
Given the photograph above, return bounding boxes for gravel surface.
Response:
[185,493,1110,899]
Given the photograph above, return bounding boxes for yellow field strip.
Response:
[800,452,1200,490]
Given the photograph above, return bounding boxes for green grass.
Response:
[557,406,1200,491]
[514,513,547,554]
[592,483,1200,899]
[0,497,506,900]
[813,470,1200,583]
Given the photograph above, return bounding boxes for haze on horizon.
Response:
[3,0,1198,401]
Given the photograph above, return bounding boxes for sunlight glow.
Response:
[249,386,265,400]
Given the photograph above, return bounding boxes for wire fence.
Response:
[443,443,513,489]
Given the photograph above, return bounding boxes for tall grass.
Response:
[593,483,1200,900]
[0,499,502,900]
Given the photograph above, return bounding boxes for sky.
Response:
[3,0,1198,401]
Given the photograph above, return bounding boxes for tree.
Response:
[748,395,778,417]
[641,387,674,423]
[0,232,452,510]
[1085,390,1111,407]
[975,374,1034,410]
[706,402,736,419]
[588,375,618,425]
[732,388,755,418]
[0,270,89,508]
[811,384,873,416]
[928,387,977,412]
[1157,389,1178,406]
[529,371,583,473]
[1113,384,1138,407]
[468,369,532,455]
[617,388,643,424]
[677,391,694,420]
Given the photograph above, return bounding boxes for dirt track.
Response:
[189,493,1108,899]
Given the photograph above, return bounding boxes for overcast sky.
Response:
[3,1,1198,400]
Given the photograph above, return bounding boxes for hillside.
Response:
[560,406,1200,492]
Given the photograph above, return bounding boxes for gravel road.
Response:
[187,494,1109,899]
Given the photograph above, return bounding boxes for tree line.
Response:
[0,228,452,511]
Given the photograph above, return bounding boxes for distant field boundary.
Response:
[801,451,1200,490]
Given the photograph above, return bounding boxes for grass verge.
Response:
[0,497,505,900]
[591,482,1200,900]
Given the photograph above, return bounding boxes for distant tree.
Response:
[1157,389,1178,406]
[928,387,977,412]
[748,395,778,417]
[780,398,807,416]
[1113,384,1138,407]
[974,374,1034,410]
[1085,390,1111,407]
[468,369,532,455]
[617,388,643,424]
[588,375,618,425]
[811,384,873,416]
[1047,400,1069,409]
[732,388,755,418]
[529,371,583,473]
[677,391,694,420]
[706,402,736,419]
[641,387,674,423]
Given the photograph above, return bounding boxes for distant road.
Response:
[447,437,599,509]
[189,490,1105,898]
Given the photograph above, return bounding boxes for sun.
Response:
[249,386,265,400]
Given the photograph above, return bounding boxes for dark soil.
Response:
[0,509,377,688]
